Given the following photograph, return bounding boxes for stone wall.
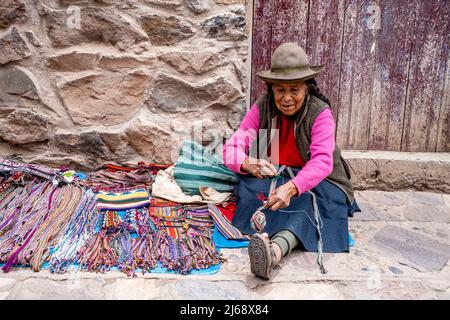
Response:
[0,0,250,170]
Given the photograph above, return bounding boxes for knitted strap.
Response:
[285,166,326,273]
[307,189,327,274]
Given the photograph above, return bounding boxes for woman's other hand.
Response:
[265,181,299,211]
[241,157,277,179]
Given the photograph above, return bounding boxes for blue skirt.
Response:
[231,167,361,253]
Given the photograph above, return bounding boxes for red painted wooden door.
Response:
[251,0,450,152]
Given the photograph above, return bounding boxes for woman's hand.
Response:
[265,181,299,211]
[241,157,277,179]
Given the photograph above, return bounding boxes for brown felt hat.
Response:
[256,42,324,83]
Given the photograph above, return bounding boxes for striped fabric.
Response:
[150,197,180,207]
[179,205,211,239]
[148,205,183,220]
[0,158,56,181]
[174,140,239,195]
[96,188,150,211]
[163,220,182,239]
[185,205,210,217]
[207,203,250,240]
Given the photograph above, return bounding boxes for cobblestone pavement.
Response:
[0,190,449,300]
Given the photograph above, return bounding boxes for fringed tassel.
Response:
[185,234,224,271]
[202,235,224,266]
[1,226,38,272]
[2,185,57,273]
[167,237,181,272]
[165,237,188,275]
[0,206,21,238]
[152,231,164,263]
[2,252,19,273]
[158,233,173,270]
[99,231,119,273]
[50,257,71,274]
[117,227,137,277]
[132,235,157,275]
[77,229,119,273]
[101,210,122,229]
[178,239,193,275]
[187,235,209,270]
[77,230,103,272]
[152,231,183,274]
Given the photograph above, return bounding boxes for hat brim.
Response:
[256,65,324,84]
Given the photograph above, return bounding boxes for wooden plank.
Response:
[269,0,309,52]
[306,0,345,123]
[251,0,309,104]
[337,0,379,150]
[401,0,450,151]
[368,0,415,151]
[250,0,449,153]
[251,0,274,104]
[436,56,450,151]
[289,0,309,50]
[431,1,450,152]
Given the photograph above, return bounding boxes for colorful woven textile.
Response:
[216,201,237,222]
[96,188,150,211]
[212,227,249,248]
[174,140,239,195]
[0,158,56,181]
[75,200,224,276]
[105,163,170,173]
[49,188,98,273]
[207,203,249,241]
[0,178,90,272]
[0,160,226,277]
[80,163,162,192]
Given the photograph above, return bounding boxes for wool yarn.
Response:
[250,210,266,233]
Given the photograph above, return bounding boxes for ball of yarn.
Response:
[250,210,266,233]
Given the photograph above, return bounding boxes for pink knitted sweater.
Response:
[223,103,336,195]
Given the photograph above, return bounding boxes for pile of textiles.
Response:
[174,140,239,195]
[0,154,242,277]
[0,158,98,273]
[78,189,223,276]
[79,163,168,192]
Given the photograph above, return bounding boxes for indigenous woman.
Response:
[223,42,361,279]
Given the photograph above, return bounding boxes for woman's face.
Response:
[272,81,308,116]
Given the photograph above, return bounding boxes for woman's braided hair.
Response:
[305,78,331,106]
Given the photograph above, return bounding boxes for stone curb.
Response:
[342,151,450,193]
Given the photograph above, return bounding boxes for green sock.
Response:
[272,230,299,256]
